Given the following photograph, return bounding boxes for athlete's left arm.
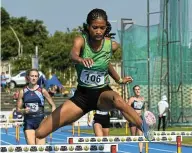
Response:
[42,88,56,112]
[108,63,133,84]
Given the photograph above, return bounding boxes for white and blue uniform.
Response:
[129,100,145,127]
[23,86,45,131]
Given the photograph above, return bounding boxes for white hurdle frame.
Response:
[0,144,118,153]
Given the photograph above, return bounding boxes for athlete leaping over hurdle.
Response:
[35,8,156,141]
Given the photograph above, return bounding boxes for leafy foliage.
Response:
[1,7,121,84]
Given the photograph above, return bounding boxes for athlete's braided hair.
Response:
[82,8,115,39]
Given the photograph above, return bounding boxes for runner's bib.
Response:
[96,110,108,115]
[134,101,144,110]
[25,103,39,112]
[80,69,105,86]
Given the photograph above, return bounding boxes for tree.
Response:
[1,7,49,62]
[1,7,10,27]
[41,30,79,71]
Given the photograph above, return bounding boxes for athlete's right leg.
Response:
[24,130,36,145]
[35,100,84,139]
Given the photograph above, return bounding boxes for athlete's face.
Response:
[134,86,141,96]
[88,19,107,41]
[27,71,39,85]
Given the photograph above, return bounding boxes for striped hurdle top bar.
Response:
[154,131,192,137]
[0,144,118,153]
[68,135,182,144]
[0,122,23,128]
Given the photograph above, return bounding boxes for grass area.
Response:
[80,127,192,146]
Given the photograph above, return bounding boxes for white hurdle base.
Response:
[0,144,118,153]
[68,135,182,144]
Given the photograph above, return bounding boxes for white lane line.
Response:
[0,139,13,145]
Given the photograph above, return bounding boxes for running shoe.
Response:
[142,111,156,141]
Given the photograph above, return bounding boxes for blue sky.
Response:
[1,0,192,40]
[1,0,160,36]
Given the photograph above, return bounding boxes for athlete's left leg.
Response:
[97,90,155,140]
[97,90,143,128]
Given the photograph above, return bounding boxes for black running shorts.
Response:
[93,114,110,128]
[70,85,112,114]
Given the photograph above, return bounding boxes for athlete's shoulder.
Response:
[37,87,43,93]
[73,34,85,47]
[74,34,84,42]
[23,86,29,93]
[129,96,136,100]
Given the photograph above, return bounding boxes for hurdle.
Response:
[68,135,183,153]
[0,123,13,129]
[154,131,192,137]
[0,144,118,153]
[67,135,181,143]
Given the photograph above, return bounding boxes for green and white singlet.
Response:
[75,34,112,89]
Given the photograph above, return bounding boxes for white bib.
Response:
[96,110,108,115]
[25,103,39,112]
[80,69,105,86]
[133,101,144,109]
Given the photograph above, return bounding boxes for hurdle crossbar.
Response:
[0,144,118,153]
[154,131,192,137]
[67,135,182,144]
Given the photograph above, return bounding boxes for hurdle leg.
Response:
[72,123,75,136]
[111,145,117,153]
[17,125,20,144]
[78,122,80,136]
[5,124,8,134]
[15,125,17,144]
[68,138,73,144]
[177,136,182,153]
[125,122,128,135]
[145,142,149,153]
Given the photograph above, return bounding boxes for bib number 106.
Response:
[80,70,105,86]
[86,73,101,83]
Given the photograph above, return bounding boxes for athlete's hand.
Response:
[24,107,30,114]
[52,106,56,112]
[79,58,94,68]
[122,76,133,84]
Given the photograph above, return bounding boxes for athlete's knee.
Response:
[112,94,125,110]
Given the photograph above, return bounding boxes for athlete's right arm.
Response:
[70,36,94,68]
[16,89,30,114]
